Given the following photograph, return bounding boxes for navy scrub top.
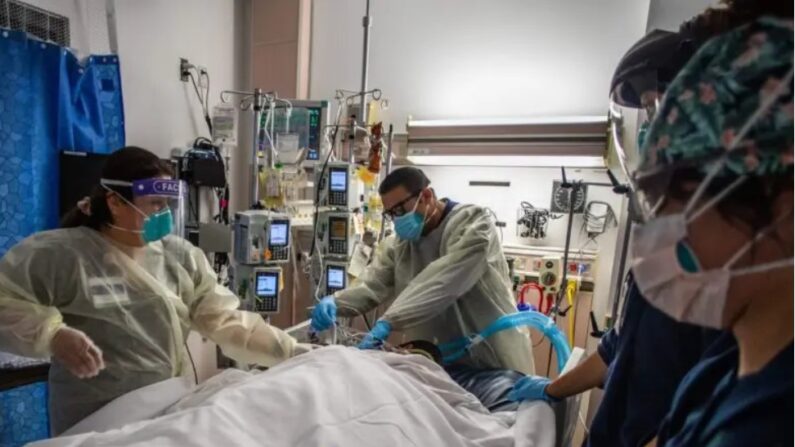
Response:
[656,334,793,447]
[586,276,720,447]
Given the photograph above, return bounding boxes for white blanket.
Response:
[33,347,554,447]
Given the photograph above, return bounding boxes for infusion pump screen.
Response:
[327,267,345,289]
[255,273,278,298]
[330,170,347,192]
[269,222,288,246]
[329,219,347,240]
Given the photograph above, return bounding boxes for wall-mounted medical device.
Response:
[316,210,355,259]
[539,255,564,294]
[234,210,291,265]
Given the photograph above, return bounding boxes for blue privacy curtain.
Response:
[0,28,125,255]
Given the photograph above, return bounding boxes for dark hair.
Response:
[667,168,792,232]
[60,146,174,229]
[378,167,430,196]
[681,0,794,41]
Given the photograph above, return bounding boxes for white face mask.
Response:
[631,188,793,329]
[630,79,795,329]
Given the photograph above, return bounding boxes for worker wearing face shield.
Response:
[0,147,311,435]
[633,17,793,445]
[508,3,793,446]
[310,167,535,375]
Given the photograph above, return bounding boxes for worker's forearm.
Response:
[545,350,608,400]
[334,287,380,317]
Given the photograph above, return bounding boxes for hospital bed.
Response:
[28,317,583,447]
[286,317,586,447]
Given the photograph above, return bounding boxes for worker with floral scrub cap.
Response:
[0,147,311,434]
[629,17,793,446]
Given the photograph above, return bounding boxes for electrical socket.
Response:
[179,58,191,82]
[197,66,209,88]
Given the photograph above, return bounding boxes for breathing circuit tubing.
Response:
[438,310,572,374]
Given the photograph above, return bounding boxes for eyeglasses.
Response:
[383,191,421,220]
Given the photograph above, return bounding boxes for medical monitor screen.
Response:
[329,218,347,240]
[327,266,345,289]
[330,169,347,192]
[307,107,322,160]
[255,273,278,298]
[269,221,289,246]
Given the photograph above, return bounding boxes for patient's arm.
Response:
[545,351,608,400]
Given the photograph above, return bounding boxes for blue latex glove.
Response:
[358,320,392,349]
[310,296,337,332]
[507,376,559,403]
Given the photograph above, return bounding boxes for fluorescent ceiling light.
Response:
[408,116,608,127]
[406,154,605,168]
[405,116,608,168]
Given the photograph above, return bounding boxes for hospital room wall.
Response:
[310,0,651,131]
[646,0,721,31]
[25,0,244,159]
[24,0,249,383]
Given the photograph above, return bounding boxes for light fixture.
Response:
[405,116,608,168]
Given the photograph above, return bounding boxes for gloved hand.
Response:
[50,327,105,379]
[507,375,559,403]
[358,320,392,350]
[310,296,337,332]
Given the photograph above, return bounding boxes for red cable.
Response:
[519,282,544,309]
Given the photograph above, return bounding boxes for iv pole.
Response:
[551,166,634,336]
[221,89,292,208]
[359,0,372,128]
[552,167,614,316]
[221,88,270,207]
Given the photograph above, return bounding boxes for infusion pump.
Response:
[234,210,291,265]
[315,210,356,259]
[315,162,362,209]
[322,261,347,296]
[233,264,282,314]
[251,267,281,313]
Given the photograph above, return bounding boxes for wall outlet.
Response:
[179,58,191,82]
[197,67,209,88]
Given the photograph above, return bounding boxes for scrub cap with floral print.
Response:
[639,17,793,180]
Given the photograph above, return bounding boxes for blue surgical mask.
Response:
[393,198,425,241]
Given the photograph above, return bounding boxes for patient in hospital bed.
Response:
[32,345,557,447]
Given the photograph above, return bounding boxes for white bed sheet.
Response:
[33,346,555,447]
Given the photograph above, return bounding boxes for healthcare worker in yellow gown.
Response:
[311,167,535,375]
[0,147,310,434]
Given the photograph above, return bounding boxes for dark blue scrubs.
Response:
[586,276,720,447]
[440,198,458,219]
[656,335,793,447]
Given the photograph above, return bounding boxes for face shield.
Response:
[608,30,702,221]
[101,178,188,243]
